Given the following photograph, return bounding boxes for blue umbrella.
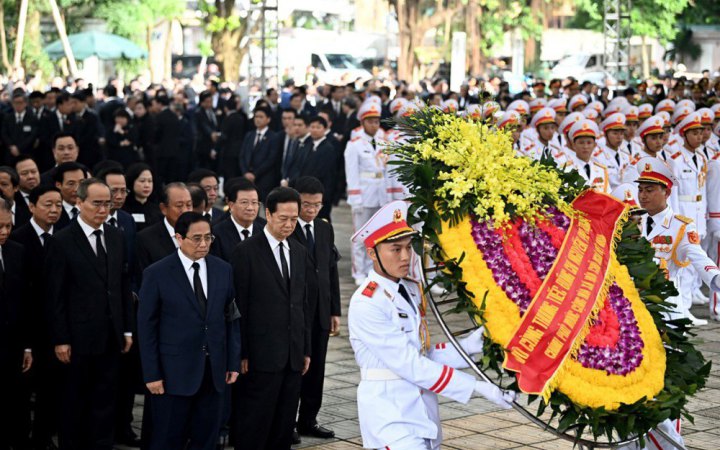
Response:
[43,31,147,60]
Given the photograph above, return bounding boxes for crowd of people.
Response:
[0,68,720,450]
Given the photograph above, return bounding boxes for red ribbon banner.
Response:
[503,191,627,394]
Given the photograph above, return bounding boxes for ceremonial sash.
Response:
[503,190,626,395]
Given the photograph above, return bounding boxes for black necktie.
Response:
[16,114,21,124]
[615,152,620,166]
[371,138,376,150]
[646,217,654,235]
[278,242,290,290]
[584,163,591,178]
[692,154,698,169]
[93,229,107,270]
[41,232,52,249]
[543,147,551,160]
[191,262,207,317]
[254,132,261,148]
[397,283,416,312]
[241,229,250,241]
[304,223,315,255]
[108,217,118,227]
[0,253,5,289]
[70,207,78,220]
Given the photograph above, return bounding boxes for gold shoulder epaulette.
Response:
[674,214,693,224]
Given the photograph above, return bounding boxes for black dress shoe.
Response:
[291,429,301,445]
[297,423,335,439]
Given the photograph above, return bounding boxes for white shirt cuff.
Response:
[24,348,32,353]
[123,332,133,337]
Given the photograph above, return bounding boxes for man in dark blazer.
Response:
[188,169,224,223]
[211,178,265,261]
[239,106,281,202]
[291,177,341,440]
[52,162,88,231]
[135,183,192,277]
[9,185,62,450]
[1,91,38,164]
[98,85,125,133]
[39,132,80,187]
[194,91,221,171]
[13,155,41,227]
[230,187,314,450]
[217,101,248,179]
[45,178,134,450]
[299,116,338,221]
[71,91,103,170]
[0,197,33,449]
[138,212,241,450]
[152,96,185,185]
[37,92,76,172]
[97,166,141,447]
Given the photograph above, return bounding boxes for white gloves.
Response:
[459,327,485,356]
[474,381,516,409]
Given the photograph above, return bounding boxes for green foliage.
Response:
[677,0,720,25]
[475,0,543,56]
[389,111,710,445]
[95,0,184,43]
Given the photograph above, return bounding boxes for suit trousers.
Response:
[232,365,302,450]
[30,348,62,446]
[58,335,120,450]
[115,344,142,438]
[149,360,223,450]
[0,352,32,450]
[298,317,330,426]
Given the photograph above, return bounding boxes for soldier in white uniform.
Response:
[348,201,515,450]
[666,112,710,308]
[522,108,568,168]
[594,113,631,189]
[635,157,720,326]
[566,119,610,192]
[706,154,720,321]
[345,101,390,285]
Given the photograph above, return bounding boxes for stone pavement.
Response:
[121,203,720,449]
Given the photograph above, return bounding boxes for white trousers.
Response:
[615,419,684,450]
[376,436,433,450]
[352,206,380,281]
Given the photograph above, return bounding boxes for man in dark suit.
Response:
[188,169,224,223]
[96,166,141,447]
[28,90,51,122]
[277,109,297,178]
[37,92,76,172]
[40,132,80,187]
[138,212,241,450]
[53,162,88,231]
[291,177,341,440]
[135,182,192,277]
[194,91,221,171]
[0,166,23,227]
[1,91,38,164]
[14,155,40,227]
[230,187,314,450]
[299,116,338,221]
[10,185,62,450]
[324,85,346,136]
[218,99,248,180]
[46,178,134,450]
[211,179,265,261]
[151,96,182,184]
[0,197,33,449]
[240,106,281,202]
[71,91,103,170]
[99,85,125,133]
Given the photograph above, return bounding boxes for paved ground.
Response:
[123,203,720,449]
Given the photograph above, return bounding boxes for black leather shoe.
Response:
[297,423,335,439]
[291,429,301,445]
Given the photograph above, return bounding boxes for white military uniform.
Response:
[593,144,631,190]
[639,206,720,320]
[345,128,390,282]
[667,146,708,237]
[348,270,477,450]
[567,152,610,193]
[706,156,720,320]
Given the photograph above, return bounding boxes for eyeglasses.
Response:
[110,188,130,196]
[236,200,260,208]
[186,234,215,245]
[301,202,323,210]
[89,201,113,209]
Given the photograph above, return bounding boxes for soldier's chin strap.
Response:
[373,245,394,280]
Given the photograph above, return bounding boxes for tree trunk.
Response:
[641,35,650,79]
[13,0,29,72]
[524,0,544,69]
[466,1,481,76]
[211,29,244,82]
[164,20,173,81]
[0,2,10,73]
[48,0,78,77]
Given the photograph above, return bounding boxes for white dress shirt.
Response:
[264,227,290,277]
[30,218,53,245]
[231,215,253,240]
[164,217,179,248]
[297,217,314,241]
[177,249,207,298]
[77,216,105,255]
[63,201,78,219]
